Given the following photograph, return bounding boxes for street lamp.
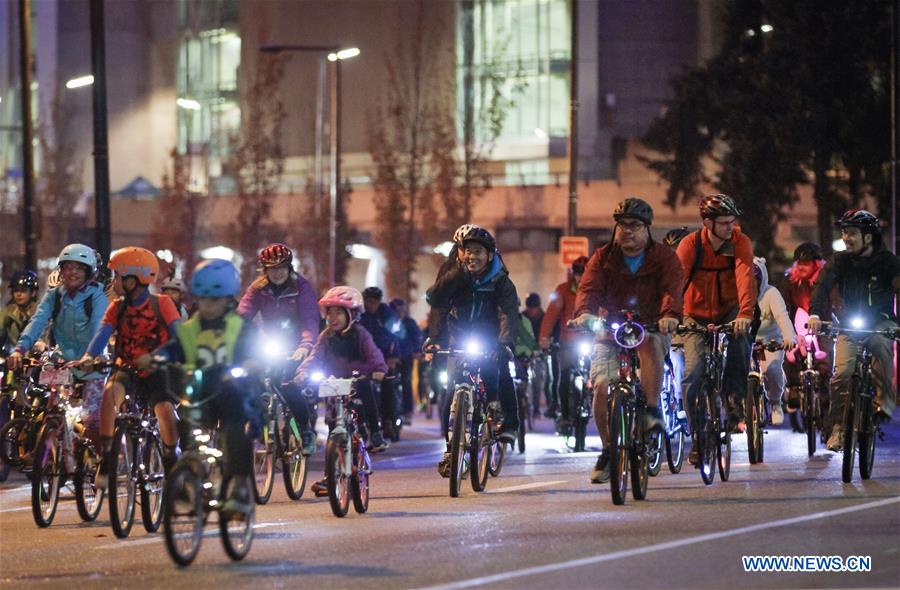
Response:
[259,44,360,287]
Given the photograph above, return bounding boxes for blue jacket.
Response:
[16,283,108,361]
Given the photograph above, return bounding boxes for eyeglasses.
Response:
[617,221,646,233]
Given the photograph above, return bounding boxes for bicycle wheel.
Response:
[325,436,349,517]
[74,439,105,521]
[663,393,685,474]
[648,428,664,477]
[717,396,732,482]
[631,424,650,500]
[31,419,62,527]
[109,424,136,538]
[448,389,467,498]
[163,460,204,566]
[608,386,629,505]
[140,436,165,533]
[857,393,876,480]
[350,437,370,514]
[282,418,309,500]
[573,416,588,454]
[516,420,526,454]
[804,381,816,456]
[745,377,762,464]
[0,417,29,467]
[696,383,716,486]
[220,476,255,561]
[471,418,490,492]
[252,411,275,505]
[841,377,860,483]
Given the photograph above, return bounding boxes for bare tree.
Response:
[148,149,204,274]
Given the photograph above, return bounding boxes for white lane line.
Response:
[0,505,31,513]
[486,480,568,494]
[416,496,900,590]
[0,484,32,496]
[378,450,443,464]
[93,521,290,549]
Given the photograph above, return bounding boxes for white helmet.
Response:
[160,276,186,292]
[453,223,481,246]
[58,243,97,275]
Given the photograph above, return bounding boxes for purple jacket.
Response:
[237,275,320,347]
[297,323,387,379]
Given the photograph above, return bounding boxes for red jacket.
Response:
[540,280,579,343]
[574,241,683,324]
[676,226,756,323]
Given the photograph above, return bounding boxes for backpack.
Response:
[682,230,736,295]
[114,294,164,332]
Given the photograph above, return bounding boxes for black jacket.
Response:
[810,246,900,324]
[359,302,399,358]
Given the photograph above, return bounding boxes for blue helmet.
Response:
[190,259,240,297]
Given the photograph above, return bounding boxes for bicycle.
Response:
[745,340,788,464]
[0,355,48,480]
[677,322,734,486]
[816,321,899,482]
[432,342,504,498]
[163,365,254,566]
[601,312,663,505]
[795,332,829,456]
[512,355,533,453]
[659,346,687,474]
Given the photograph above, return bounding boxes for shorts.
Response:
[108,368,173,407]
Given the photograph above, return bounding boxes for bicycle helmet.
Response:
[362,286,383,301]
[663,227,691,249]
[190,259,240,297]
[58,243,97,275]
[792,242,823,262]
[10,270,38,292]
[452,224,482,246]
[613,197,654,225]
[699,194,742,219]
[458,226,496,252]
[108,247,159,285]
[258,243,293,268]
[570,256,589,275]
[160,276,186,293]
[319,286,364,325]
[525,292,541,308]
[835,208,879,230]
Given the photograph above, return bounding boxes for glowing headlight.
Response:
[264,340,285,358]
[465,339,483,355]
[578,341,592,356]
[610,322,620,331]
[311,371,325,383]
[439,371,448,385]
[850,316,865,329]
[230,367,247,379]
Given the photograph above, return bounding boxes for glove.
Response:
[294,369,309,384]
[569,313,600,331]
[657,317,679,334]
[291,344,312,362]
[6,350,23,370]
[806,315,823,334]
[733,317,752,336]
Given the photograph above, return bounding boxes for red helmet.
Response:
[258,243,293,268]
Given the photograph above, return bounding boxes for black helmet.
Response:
[663,227,691,249]
[613,197,654,225]
[699,194,742,219]
[10,270,38,292]
[793,242,823,262]
[835,208,879,230]
[525,292,541,308]
[570,256,589,275]
[362,286,383,301]
[459,226,496,252]
[389,297,406,309]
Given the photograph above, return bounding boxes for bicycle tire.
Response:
[471,419,490,492]
[350,437,370,514]
[609,386,629,505]
[745,376,762,464]
[140,436,165,533]
[449,388,467,498]
[858,392,875,480]
[648,428,664,477]
[717,396,732,482]
[282,418,309,500]
[74,439,105,522]
[220,476,255,561]
[0,417,29,467]
[841,376,860,483]
[252,409,276,505]
[108,424,136,538]
[804,380,816,456]
[31,419,62,527]
[631,421,650,500]
[326,436,349,517]
[697,383,716,486]
[163,460,204,566]
[663,391,685,474]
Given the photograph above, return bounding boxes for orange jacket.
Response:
[676,226,757,323]
[539,280,579,343]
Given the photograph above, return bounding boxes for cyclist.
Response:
[540,256,589,435]
[149,259,261,515]
[361,286,399,440]
[160,275,190,319]
[426,225,521,475]
[0,271,39,353]
[238,243,320,454]
[388,297,422,425]
[570,197,683,483]
[294,286,389,495]
[84,247,182,484]
[676,194,756,454]
[807,209,900,451]
[522,293,550,418]
[751,257,798,426]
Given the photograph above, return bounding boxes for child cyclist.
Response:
[147,259,262,515]
[294,286,388,496]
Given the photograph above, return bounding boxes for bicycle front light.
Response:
[465,339,483,356]
[849,316,865,329]
[439,371,448,385]
[311,370,325,383]
[229,367,247,379]
[578,340,592,356]
[264,339,286,359]
[508,361,517,379]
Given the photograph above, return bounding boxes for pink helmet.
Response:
[319,286,364,322]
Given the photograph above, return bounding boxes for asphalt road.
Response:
[1,413,898,589]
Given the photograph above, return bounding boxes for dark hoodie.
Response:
[809,245,900,325]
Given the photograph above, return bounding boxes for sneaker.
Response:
[826,425,843,452]
[590,450,611,484]
[437,452,451,478]
[728,403,747,434]
[644,407,665,433]
[544,403,559,419]
[222,481,253,517]
[770,404,784,426]
[368,431,389,453]
[311,478,329,497]
[301,430,317,456]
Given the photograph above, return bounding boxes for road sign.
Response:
[559,236,590,267]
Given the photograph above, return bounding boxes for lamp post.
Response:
[18,0,36,270]
[259,44,359,288]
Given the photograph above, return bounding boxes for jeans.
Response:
[829,319,897,425]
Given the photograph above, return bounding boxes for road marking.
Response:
[93,521,290,549]
[486,480,568,494]
[378,449,443,464]
[0,505,31,513]
[0,484,32,496]
[416,496,900,590]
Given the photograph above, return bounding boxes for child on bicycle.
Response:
[295,286,388,496]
